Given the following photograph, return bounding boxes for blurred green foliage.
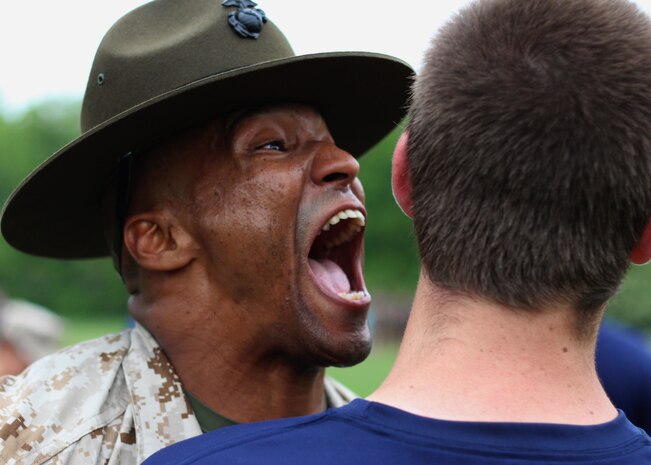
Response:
[609,267,651,330]
[359,125,420,296]
[0,101,127,317]
[0,101,649,331]
[328,343,399,396]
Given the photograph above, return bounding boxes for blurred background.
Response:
[2,0,651,395]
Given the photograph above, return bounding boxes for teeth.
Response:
[352,210,365,226]
[338,291,367,301]
[323,209,365,231]
[319,209,366,248]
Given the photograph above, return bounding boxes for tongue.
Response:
[308,258,351,294]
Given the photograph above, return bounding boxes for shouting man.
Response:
[0,0,412,463]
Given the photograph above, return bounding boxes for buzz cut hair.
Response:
[407,0,651,314]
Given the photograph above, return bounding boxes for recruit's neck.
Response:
[369,273,616,425]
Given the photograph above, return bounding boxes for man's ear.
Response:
[123,212,197,271]
[631,220,651,265]
[392,131,414,219]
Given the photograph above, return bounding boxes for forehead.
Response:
[225,103,326,134]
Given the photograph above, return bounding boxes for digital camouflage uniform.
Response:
[0,324,355,465]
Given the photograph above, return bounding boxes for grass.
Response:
[327,344,399,396]
[61,316,130,347]
[61,317,399,397]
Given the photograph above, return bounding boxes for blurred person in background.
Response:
[0,291,65,376]
[0,0,411,464]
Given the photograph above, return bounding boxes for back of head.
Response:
[408,0,651,314]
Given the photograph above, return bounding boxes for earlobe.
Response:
[631,220,651,265]
[124,212,196,271]
[391,131,414,219]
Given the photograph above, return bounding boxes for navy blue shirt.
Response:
[596,320,651,434]
[143,399,651,464]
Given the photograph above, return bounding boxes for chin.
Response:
[327,340,372,368]
[304,321,373,368]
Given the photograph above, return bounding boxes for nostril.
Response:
[323,172,349,183]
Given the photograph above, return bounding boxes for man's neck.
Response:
[175,348,327,424]
[369,274,617,425]
[131,294,328,424]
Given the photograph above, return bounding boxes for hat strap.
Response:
[111,152,134,277]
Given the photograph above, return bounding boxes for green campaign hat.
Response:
[1,0,413,259]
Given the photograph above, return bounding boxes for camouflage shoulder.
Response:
[324,376,359,407]
[0,329,133,464]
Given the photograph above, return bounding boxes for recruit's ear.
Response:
[123,212,197,271]
[392,131,414,219]
[631,220,651,265]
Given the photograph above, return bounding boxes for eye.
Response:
[255,140,286,152]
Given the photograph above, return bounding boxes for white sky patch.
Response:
[2,0,651,114]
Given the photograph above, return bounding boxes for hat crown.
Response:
[80,0,293,132]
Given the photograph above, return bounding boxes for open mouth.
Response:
[307,208,369,304]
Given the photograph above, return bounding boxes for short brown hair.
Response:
[408,0,651,313]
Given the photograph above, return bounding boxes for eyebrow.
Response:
[223,103,296,137]
[224,108,255,136]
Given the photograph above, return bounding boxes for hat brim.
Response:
[1,52,413,259]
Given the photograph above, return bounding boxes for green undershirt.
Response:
[185,389,331,433]
[185,390,239,433]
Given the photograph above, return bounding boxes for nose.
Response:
[310,142,360,189]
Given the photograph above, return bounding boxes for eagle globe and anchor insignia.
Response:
[222,0,268,39]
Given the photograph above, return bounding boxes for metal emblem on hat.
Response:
[222,0,267,39]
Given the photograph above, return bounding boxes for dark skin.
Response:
[119,104,371,423]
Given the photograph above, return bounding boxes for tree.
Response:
[0,101,126,317]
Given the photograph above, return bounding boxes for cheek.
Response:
[198,171,304,293]
[226,175,298,243]
[230,164,305,232]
